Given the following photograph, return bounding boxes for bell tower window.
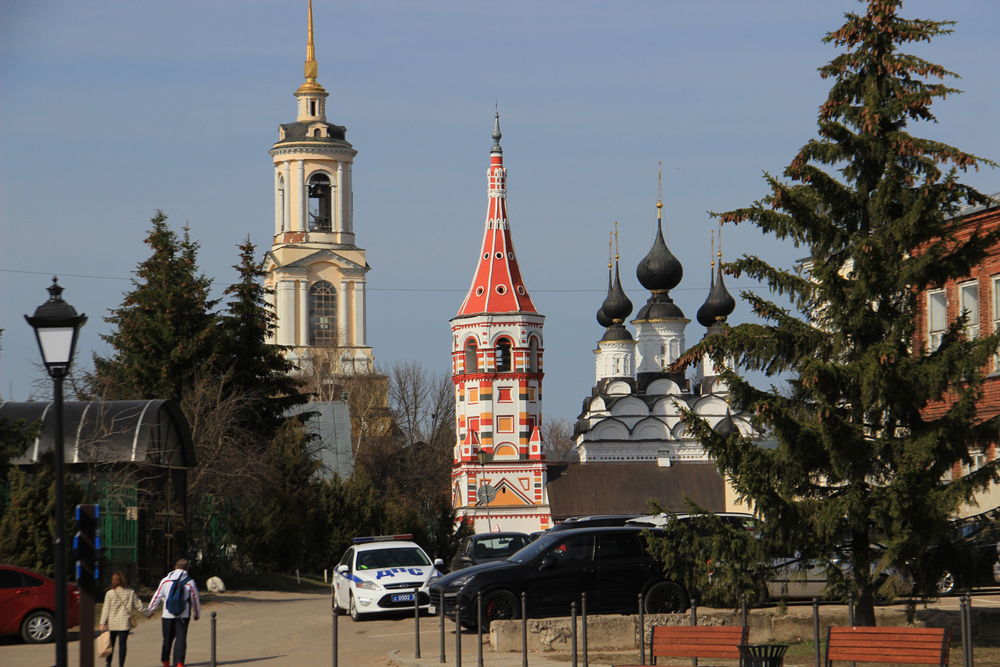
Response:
[277,175,286,232]
[495,337,512,373]
[529,338,539,373]
[309,99,317,116]
[465,339,479,373]
[309,280,338,346]
[308,173,332,231]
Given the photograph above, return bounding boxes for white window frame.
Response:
[958,280,979,340]
[992,276,1000,371]
[927,289,947,351]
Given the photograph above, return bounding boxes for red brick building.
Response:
[916,192,1000,517]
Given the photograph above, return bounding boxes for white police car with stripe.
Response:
[333,535,444,621]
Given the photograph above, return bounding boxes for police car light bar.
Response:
[353,534,414,544]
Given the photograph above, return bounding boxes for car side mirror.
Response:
[540,555,557,571]
[434,558,444,568]
[460,556,474,563]
[337,564,349,574]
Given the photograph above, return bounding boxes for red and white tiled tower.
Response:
[450,114,550,534]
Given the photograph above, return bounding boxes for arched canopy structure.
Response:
[0,400,195,468]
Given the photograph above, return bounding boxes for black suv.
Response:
[429,526,689,628]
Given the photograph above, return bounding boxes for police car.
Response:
[333,535,444,621]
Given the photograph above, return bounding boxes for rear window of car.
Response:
[0,569,24,588]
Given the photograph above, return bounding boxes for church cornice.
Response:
[452,372,543,384]
[270,144,358,158]
[268,248,370,273]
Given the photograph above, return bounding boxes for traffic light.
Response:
[75,504,99,595]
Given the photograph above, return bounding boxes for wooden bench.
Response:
[825,626,951,667]
[614,625,749,666]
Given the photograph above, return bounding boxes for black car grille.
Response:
[377,591,430,608]
[432,589,460,614]
[384,581,422,590]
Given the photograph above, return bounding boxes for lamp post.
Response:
[25,277,86,667]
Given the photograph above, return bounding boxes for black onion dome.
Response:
[636,220,683,291]
[697,269,736,327]
[596,265,613,328]
[601,263,633,323]
[714,411,738,437]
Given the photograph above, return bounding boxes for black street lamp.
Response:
[25,277,86,667]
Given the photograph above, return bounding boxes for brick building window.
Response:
[927,289,946,351]
[959,281,979,339]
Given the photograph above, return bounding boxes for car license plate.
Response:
[392,593,415,603]
[428,604,436,614]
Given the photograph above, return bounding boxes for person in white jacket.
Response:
[148,559,200,667]
[99,571,151,667]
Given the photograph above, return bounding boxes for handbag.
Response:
[129,614,138,628]
[97,630,113,658]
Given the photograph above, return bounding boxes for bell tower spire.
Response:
[296,0,328,121]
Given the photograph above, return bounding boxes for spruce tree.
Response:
[95,211,218,402]
[218,238,306,437]
[670,0,999,624]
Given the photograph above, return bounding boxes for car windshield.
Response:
[475,535,532,559]
[506,533,566,564]
[356,547,431,569]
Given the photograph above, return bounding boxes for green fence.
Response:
[95,481,139,566]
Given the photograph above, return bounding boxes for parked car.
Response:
[450,532,532,572]
[429,526,690,628]
[926,511,1000,595]
[332,535,444,621]
[0,564,80,643]
[626,512,759,531]
[546,514,642,533]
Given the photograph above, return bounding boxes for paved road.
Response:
[0,589,576,667]
[3,589,996,667]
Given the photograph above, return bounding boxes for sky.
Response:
[2,1,999,423]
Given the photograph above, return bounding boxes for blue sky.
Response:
[2,1,999,422]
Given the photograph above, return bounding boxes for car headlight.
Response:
[357,580,383,591]
[426,576,441,589]
[451,573,477,588]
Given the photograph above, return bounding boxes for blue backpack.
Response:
[165,575,190,615]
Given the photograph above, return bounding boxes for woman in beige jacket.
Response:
[99,572,151,667]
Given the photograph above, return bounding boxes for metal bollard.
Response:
[742,593,748,629]
[477,592,484,667]
[690,598,698,667]
[332,603,338,667]
[638,593,645,666]
[440,592,446,664]
[211,611,217,667]
[571,601,578,667]
[581,592,588,667]
[959,595,968,667]
[456,605,463,667]
[813,598,820,667]
[415,590,421,659]
[522,592,529,667]
[847,592,855,626]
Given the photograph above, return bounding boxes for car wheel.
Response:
[482,590,519,627]
[22,610,55,644]
[644,581,689,614]
[349,594,363,622]
[936,571,955,596]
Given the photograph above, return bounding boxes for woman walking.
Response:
[99,571,151,667]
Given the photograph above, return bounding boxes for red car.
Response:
[0,564,80,643]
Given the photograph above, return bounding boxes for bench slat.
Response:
[646,625,747,660]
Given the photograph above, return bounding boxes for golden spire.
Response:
[656,161,663,219]
[608,231,613,270]
[297,0,327,96]
[614,222,620,262]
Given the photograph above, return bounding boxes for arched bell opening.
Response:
[495,337,513,373]
[308,172,333,232]
[464,339,479,373]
